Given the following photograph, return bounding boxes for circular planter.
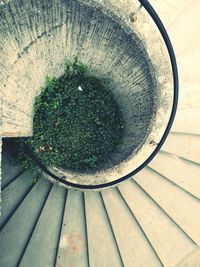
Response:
[3,0,177,190]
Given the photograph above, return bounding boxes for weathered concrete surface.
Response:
[149,151,200,200]
[56,190,88,267]
[119,180,197,267]
[0,0,173,187]
[2,139,200,267]
[175,248,200,267]
[135,167,200,247]
[0,177,52,267]
[162,133,200,164]
[101,188,162,267]
[19,185,66,267]
[85,192,123,267]
[0,170,34,229]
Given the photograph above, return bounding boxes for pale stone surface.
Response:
[176,46,200,110]
[171,108,200,135]
[56,190,88,267]
[162,132,200,164]
[119,180,197,267]
[0,0,174,187]
[0,171,34,229]
[175,248,200,267]
[0,178,52,267]
[101,188,162,267]
[135,167,200,246]
[149,151,200,200]
[149,0,193,29]
[85,192,122,267]
[151,0,200,135]
[19,185,66,267]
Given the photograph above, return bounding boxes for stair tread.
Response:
[135,167,200,246]
[19,184,66,267]
[161,133,200,164]
[85,191,123,267]
[149,0,192,29]
[2,140,24,188]
[0,178,52,267]
[56,190,88,267]
[0,171,35,229]
[178,82,200,110]
[118,180,197,267]
[149,152,200,199]
[171,108,200,135]
[102,188,162,267]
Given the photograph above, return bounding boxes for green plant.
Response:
[16,58,125,173]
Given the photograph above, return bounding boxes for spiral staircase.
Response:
[1,0,200,266]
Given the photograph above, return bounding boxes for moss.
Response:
[17,58,125,173]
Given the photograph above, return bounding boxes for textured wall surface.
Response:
[0,0,155,156]
[0,0,173,186]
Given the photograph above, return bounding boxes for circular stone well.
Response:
[0,0,176,189]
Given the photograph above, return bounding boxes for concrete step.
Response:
[171,108,200,135]
[150,0,200,114]
[175,248,200,267]
[85,191,123,267]
[56,190,88,267]
[19,184,66,267]
[163,0,200,58]
[101,188,162,267]
[0,178,52,267]
[161,133,200,163]
[149,151,200,199]
[1,139,24,189]
[178,83,200,110]
[176,45,200,111]
[118,180,197,267]
[134,167,200,246]
[0,171,35,229]
[149,0,193,30]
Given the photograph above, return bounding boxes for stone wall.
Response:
[0,0,174,186]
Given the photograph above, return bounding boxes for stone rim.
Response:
[21,0,178,191]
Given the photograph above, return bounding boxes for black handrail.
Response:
[23,0,178,189]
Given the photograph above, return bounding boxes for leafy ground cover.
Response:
[17,58,125,173]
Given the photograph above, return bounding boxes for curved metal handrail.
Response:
[23,0,179,190]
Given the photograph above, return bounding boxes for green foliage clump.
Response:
[17,57,125,173]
